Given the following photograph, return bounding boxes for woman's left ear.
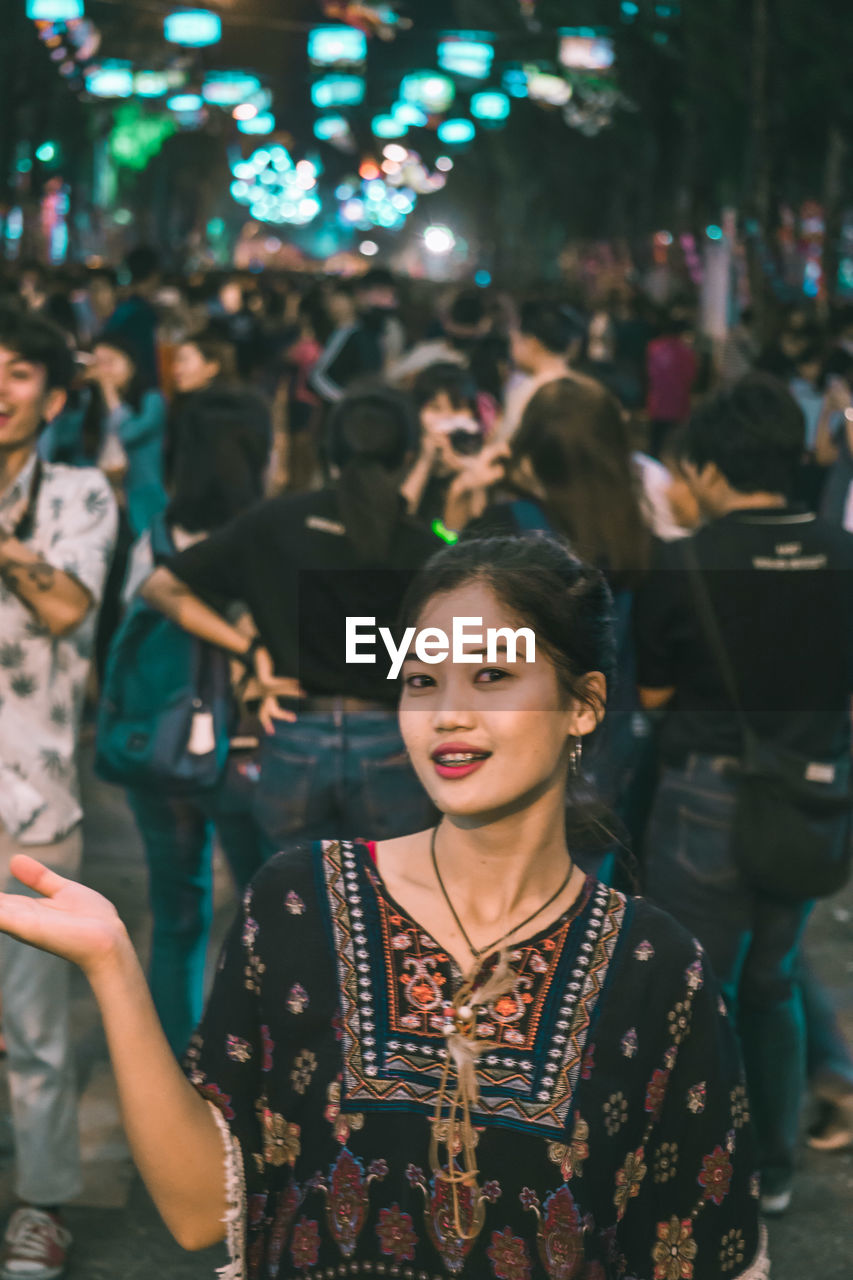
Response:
[569,672,607,738]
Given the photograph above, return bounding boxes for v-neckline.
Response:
[351,837,596,983]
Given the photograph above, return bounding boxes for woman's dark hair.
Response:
[400,534,615,703]
[166,409,268,532]
[510,377,650,584]
[518,301,585,355]
[325,386,417,562]
[412,362,479,417]
[180,329,238,382]
[448,289,487,332]
[80,335,145,459]
[399,535,632,869]
[686,374,804,497]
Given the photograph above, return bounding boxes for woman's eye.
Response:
[475,667,510,683]
[403,673,436,690]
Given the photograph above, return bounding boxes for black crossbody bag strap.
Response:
[12,459,44,543]
[680,537,756,753]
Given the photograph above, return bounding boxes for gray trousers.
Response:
[0,822,83,1205]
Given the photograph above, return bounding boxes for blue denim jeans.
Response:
[128,753,266,1056]
[645,754,814,1193]
[252,709,437,853]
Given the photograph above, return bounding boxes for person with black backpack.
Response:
[635,374,853,1217]
[101,410,270,1057]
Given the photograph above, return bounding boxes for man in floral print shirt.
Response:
[0,309,117,1280]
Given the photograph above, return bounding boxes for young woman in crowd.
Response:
[45,334,167,538]
[0,534,767,1280]
[447,377,656,848]
[163,329,271,495]
[141,386,439,850]
[42,333,168,671]
[119,409,272,1056]
[401,362,489,527]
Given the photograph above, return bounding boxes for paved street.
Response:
[0,747,850,1278]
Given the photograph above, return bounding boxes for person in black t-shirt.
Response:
[308,280,383,405]
[635,374,853,1215]
[141,387,438,852]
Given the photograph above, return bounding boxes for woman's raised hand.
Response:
[0,855,127,979]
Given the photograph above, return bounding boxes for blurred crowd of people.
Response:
[0,248,852,1278]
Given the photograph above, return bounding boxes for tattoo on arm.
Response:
[0,557,57,593]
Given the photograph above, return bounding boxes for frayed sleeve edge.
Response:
[206,1098,247,1280]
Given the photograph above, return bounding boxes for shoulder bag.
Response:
[682,538,853,902]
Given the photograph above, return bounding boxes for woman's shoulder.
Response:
[245,838,368,917]
[610,888,709,978]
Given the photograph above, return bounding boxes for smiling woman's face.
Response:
[398,579,602,824]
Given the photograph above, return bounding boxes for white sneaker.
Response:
[0,1208,71,1280]
[759,1187,792,1216]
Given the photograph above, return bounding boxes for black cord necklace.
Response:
[429,822,574,966]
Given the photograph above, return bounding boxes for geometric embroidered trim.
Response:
[323,839,626,1136]
[206,1098,247,1280]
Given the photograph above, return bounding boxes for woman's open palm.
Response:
[0,855,125,977]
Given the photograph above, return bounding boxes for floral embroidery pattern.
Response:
[719,1229,746,1272]
[285,890,306,915]
[667,1001,691,1044]
[620,1028,638,1058]
[524,1184,585,1279]
[225,1035,252,1064]
[653,1142,679,1183]
[287,983,309,1014]
[261,1025,274,1072]
[262,1110,300,1167]
[325,1078,364,1144]
[265,1186,300,1277]
[603,1091,628,1136]
[730,1083,750,1129]
[488,1227,533,1280]
[414,1168,486,1274]
[376,1204,417,1263]
[686,1082,707,1115]
[197,1082,234,1120]
[652,1216,697,1280]
[547,1114,589,1181]
[634,940,655,961]
[290,1049,317,1095]
[645,1068,670,1122]
[320,1148,386,1257]
[614,1147,647,1219]
[290,1216,320,1270]
[699,1146,733,1205]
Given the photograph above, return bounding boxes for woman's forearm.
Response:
[399,451,434,514]
[142,567,252,657]
[88,931,227,1250]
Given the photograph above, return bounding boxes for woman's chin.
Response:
[433,789,535,826]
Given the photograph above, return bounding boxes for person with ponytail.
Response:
[141,385,439,853]
[0,535,766,1280]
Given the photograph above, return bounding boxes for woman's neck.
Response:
[433,793,574,937]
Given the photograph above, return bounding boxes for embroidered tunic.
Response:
[184,840,769,1280]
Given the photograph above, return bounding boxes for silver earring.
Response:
[570,738,582,777]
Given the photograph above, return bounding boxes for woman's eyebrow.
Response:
[403,641,526,663]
